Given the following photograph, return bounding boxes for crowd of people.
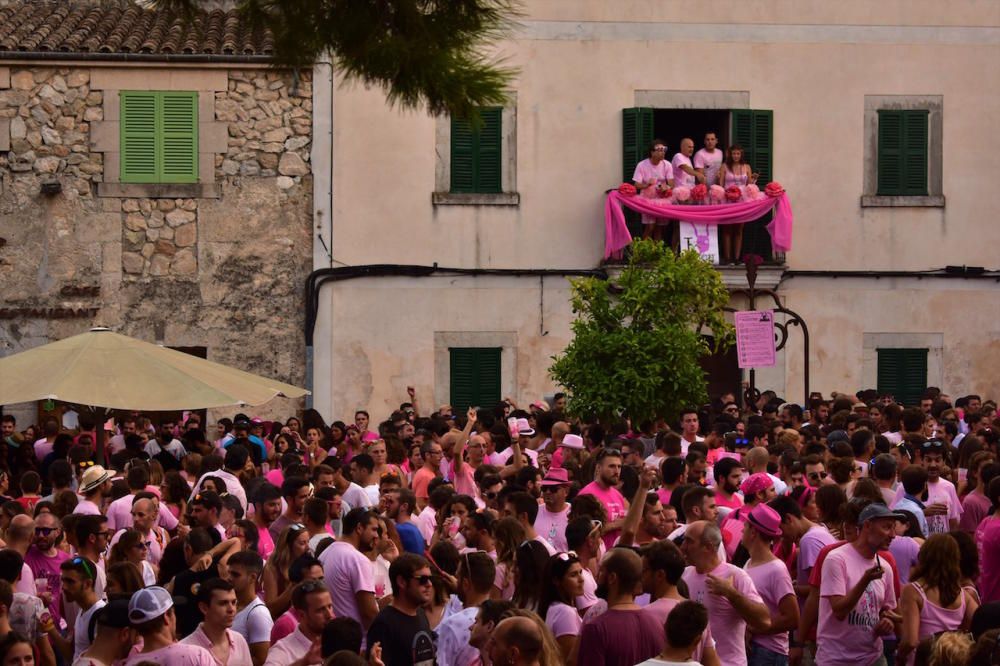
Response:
[0,385,998,666]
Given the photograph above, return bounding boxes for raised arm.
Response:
[619,466,655,547]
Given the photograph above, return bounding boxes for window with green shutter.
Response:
[449,347,501,411]
[621,107,654,183]
[451,108,502,193]
[877,110,928,196]
[877,348,928,408]
[731,109,774,259]
[120,91,198,184]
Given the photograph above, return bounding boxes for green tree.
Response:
[155,0,519,117]
[549,240,734,425]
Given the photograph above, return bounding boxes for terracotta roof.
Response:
[0,0,274,60]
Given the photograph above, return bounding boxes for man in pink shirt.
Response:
[180,578,253,665]
[412,441,442,510]
[680,521,771,666]
[448,408,481,498]
[578,448,629,548]
[534,468,571,552]
[123,586,214,665]
[73,465,113,516]
[252,484,282,560]
[713,458,745,511]
[816,504,903,666]
[24,511,69,625]
[317,508,379,638]
[105,464,151,532]
[893,438,962,533]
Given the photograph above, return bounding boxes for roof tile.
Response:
[0,0,273,58]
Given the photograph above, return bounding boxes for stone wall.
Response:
[0,65,313,421]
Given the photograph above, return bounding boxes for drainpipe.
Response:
[307,53,334,412]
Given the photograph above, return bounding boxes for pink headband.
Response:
[796,485,816,508]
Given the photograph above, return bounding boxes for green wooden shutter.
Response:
[902,110,928,195]
[622,107,654,182]
[877,110,903,195]
[450,107,502,193]
[751,110,773,185]
[121,92,158,183]
[732,109,774,259]
[449,347,502,411]
[121,91,198,184]
[731,109,753,162]
[877,348,928,407]
[160,92,198,183]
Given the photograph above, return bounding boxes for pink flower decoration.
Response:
[746,184,763,200]
[658,186,673,199]
[673,186,691,202]
[725,185,742,202]
[690,184,708,202]
[709,185,725,203]
[765,182,785,197]
[618,183,637,196]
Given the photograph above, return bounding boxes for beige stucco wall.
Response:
[316,1,999,416]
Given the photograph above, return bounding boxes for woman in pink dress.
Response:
[632,139,674,242]
[716,144,758,264]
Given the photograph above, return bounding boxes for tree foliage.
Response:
[549,240,734,425]
[153,0,520,118]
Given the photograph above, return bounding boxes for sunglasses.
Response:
[555,551,579,561]
[298,579,326,593]
[483,491,498,500]
[132,541,151,551]
[410,574,434,585]
[808,471,828,480]
[921,439,945,450]
[34,527,58,536]
[70,556,95,579]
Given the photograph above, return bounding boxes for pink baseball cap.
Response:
[746,504,783,539]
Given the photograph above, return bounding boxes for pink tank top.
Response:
[724,167,749,187]
[913,581,966,641]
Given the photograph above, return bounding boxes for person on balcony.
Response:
[717,144,758,265]
[632,139,675,242]
[694,132,724,192]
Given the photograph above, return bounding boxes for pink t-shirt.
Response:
[270,609,299,643]
[545,601,582,638]
[449,459,478,498]
[105,494,134,532]
[817,544,897,666]
[693,148,723,187]
[257,525,276,561]
[961,492,992,532]
[73,499,102,516]
[534,505,570,553]
[641,597,715,662]
[893,477,962,534]
[797,524,837,586]
[180,625,254,666]
[318,541,374,625]
[682,561,763,666]
[411,467,437,500]
[24,546,70,623]
[671,153,696,188]
[744,558,795,656]
[976,515,1000,603]
[632,158,674,190]
[578,481,627,549]
[34,437,54,461]
[122,643,215,665]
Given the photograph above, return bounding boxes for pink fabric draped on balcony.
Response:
[604,191,794,259]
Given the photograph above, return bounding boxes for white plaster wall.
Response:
[324,275,576,418]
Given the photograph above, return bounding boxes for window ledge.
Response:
[861,195,944,208]
[98,183,222,199]
[432,192,520,206]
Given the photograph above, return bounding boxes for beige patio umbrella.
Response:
[0,327,309,462]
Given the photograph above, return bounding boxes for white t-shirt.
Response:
[145,437,187,460]
[671,153,696,188]
[342,483,372,512]
[233,597,273,646]
[534,505,570,552]
[73,599,106,661]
